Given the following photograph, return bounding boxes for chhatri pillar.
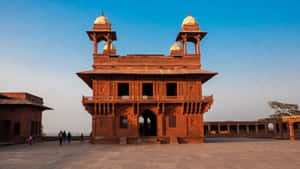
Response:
[289,122,295,141]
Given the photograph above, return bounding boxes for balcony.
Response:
[82,95,213,104]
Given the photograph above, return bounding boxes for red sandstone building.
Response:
[0,92,51,144]
[77,12,217,144]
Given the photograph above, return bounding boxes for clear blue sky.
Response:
[0,0,300,134]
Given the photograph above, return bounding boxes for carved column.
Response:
[182,35,187,55]
[94,103,97,115]
[289,122,295,140]
[199,114,204,137]
[156,114,163,137]
[227,124,230,134]
[264,123,268,135]
[93,33,98,54]
[246,125,250,135]
[279,122,284,139]
[197,38,200,56]
[255,124,259,135]
[196,35,201,67]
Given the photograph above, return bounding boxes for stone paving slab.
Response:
[0,138,300,169]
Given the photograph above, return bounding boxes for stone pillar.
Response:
[273,122,277,135]
[92,117,96,136]
[196,37,201,67]
[194,42,197,54]
[207,124,211,135]
[217,123,221,134]
[184,41,187,55]
[227,124,230,134]
[289,122,295,141]
[199,114,204,137]
[197,39,200,56]
[156,114,163,137]
[236,124,240,136]
[279,122,284,139]
[246,125,250,135]
[93,34,98,54]
[185,116,189,136]
[264,123,268,135]
[182,35,187,56]
[255,125,259,135]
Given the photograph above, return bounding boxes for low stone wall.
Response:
[204,120,300,140]
[42,136,90,142]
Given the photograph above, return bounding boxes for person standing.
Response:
[80,133,84,142]
[58,131,63,146]
[28,135,33,146]
[67,132,72,144]
[62,131,66,144]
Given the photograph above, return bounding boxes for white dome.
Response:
[181,13,198,27]
[94,12,110,24]
[170,42,182,51]
[103,43,115,50]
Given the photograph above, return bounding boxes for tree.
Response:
[268,101,300,119]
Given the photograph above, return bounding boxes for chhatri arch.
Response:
[77,11,217,144]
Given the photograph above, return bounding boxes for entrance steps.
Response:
[138,137,161,144]
[126,136,172,144]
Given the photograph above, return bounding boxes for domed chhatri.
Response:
[92,11,112,31]
[181,12,200,32]
[182,13,198,27]
[94,11,110,24]
[170,42,182,51]
[170,41,183,56]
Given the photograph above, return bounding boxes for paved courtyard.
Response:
[0,138,299,169]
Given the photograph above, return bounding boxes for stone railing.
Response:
[82,95,213,103]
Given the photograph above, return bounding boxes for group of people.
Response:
[58,131,85,146]
[58,131,72,145]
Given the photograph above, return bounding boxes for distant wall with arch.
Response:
[204,120,300,140]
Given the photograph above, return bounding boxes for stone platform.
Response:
[0,138,300,169]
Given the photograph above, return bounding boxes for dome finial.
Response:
[101,10,104,16]
[188,12,191,16]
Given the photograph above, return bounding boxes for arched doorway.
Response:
[138,109,157,136]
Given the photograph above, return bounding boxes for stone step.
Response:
[139,137,160,144]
